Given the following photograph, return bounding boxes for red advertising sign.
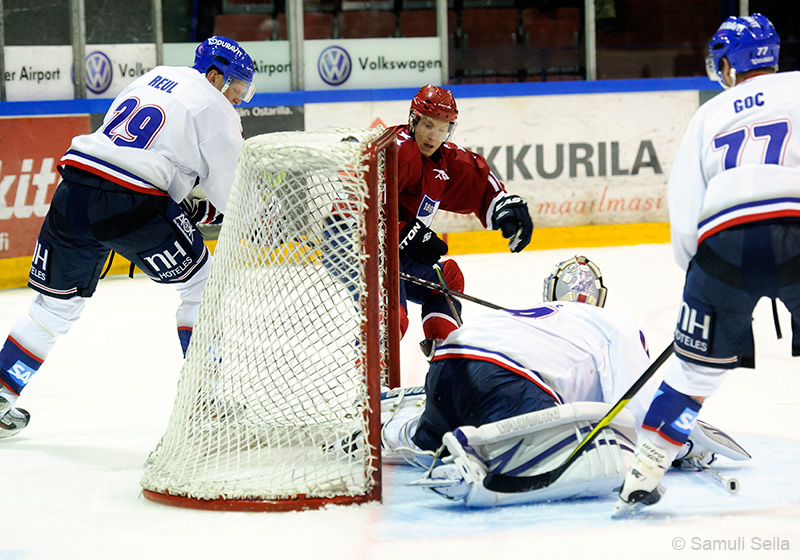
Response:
[0,116,91,259]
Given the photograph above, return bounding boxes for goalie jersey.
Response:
[59,66,243,212]
[431,301,657,425]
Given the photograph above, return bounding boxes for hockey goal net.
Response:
[140,127,399,511]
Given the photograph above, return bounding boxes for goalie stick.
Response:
[399,272,504,311]
[482,342,674,493]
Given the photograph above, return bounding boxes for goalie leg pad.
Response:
[420,403,638,508]
[379,386,437,467]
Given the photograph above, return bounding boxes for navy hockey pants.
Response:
[412,357,558,452]
[28,166,208,299]
[675,219,800,369]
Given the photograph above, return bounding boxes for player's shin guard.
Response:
[0,336,43,397]
[421,311,460,342]
[176,300,199,356]
[641,381,703,448]
[175,258,210,356]
[0,294,85,395]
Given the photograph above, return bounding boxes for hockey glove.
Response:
[399,218,448,266]
[672,419,751,469]
[492,195,533,253]
[180,198,223,226]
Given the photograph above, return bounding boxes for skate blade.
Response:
[611,497,647,518]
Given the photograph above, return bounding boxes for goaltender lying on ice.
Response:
[337,255,751,508]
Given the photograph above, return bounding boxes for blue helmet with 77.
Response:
[543,255,607,307]
[705,13,779,89]
[193,36,256,102]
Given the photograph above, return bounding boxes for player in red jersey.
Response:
[388,85,533,356]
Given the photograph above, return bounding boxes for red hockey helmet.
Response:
[409,85,458,145]
[410,84,458,122]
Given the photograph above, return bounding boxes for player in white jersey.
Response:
[615,14,799,516]
[372,257,748,508]
[0,37,255,438]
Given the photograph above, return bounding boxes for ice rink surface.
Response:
[1,243,798,560]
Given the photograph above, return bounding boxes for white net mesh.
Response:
[140,128,392,507]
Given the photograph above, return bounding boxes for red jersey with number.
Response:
[389,124,507,230]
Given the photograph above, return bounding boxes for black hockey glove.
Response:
[180,198,223,226]
[399,218,448,266]
[492,195,533,253]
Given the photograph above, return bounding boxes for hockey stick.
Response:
[398,272,504,311]
[433,264,463,327]
[483,342,674,493]
[687,457,739,494]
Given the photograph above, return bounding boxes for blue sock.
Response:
[0,336,43,395]
[641,382,702,446]
[178,327,192,357]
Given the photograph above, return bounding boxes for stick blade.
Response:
[482,466,565,493]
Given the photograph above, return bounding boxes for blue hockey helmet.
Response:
[705,13,779,88]
[193,36,256,102]
[543,255,607,307]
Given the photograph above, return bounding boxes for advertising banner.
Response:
[304,38,441,90]
[4,44,156,101]
[305,90,699,230]
[166,38,440,92]
[3,46,74,101]
[0,116,91,259]
[163,42,292,94]
[4,38,440,101]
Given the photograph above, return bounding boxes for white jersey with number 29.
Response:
[60,65,243,212]
[668,71,800,270]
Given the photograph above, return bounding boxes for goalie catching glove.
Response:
[492,194,533,253]
[180,198,223,226]
[399,218,448,266]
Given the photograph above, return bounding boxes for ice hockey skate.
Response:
[419,338,437,361]
[612,439,669,517]
[0,394,30,440]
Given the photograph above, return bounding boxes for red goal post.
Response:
[140,127,399,511]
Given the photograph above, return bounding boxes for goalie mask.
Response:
[543,255,607,307]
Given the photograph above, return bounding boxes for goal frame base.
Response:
[142,487,380,512]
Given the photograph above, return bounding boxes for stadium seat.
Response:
[213,13,274,41]
[398,9,456,38]
[273,12,336,40]
[459,8,520,48]
[221,0,275,14]
[523,7,580,48]
[337,10,397,38]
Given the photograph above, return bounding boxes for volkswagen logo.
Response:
[318,46,352,86]
[85,51,113,94]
